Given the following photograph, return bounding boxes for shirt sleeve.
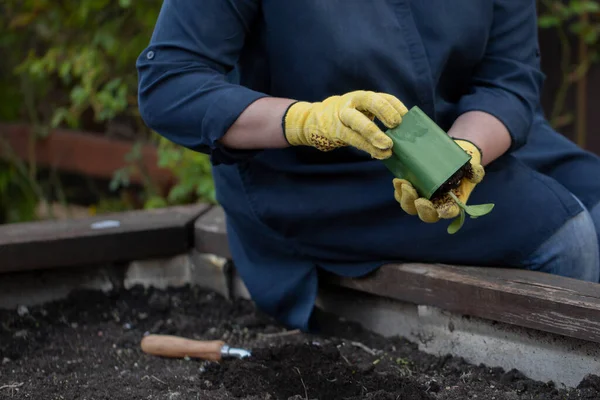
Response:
[455,0,545,152]
[136,0,269,165]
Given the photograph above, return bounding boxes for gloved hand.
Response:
[282,91,408,159]
[393,139,485,223]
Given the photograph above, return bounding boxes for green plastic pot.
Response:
[382,106,494,234]
[382,106,471,199]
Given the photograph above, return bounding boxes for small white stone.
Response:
[14,330,28,338]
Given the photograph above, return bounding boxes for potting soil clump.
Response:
[430,162,474,202]
[1,285,599,399]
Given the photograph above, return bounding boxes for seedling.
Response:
[382,106,495,234]
[446,191,494,234]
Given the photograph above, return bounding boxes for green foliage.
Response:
[109,136,217,209]
[0,162,39,224]
[155,138,217,206]
[2,0,162,129]
[446,192,494,235]
[0,0,217,222]
[538,0,599,39]
[537,0,600,66]
[537,0,600,134]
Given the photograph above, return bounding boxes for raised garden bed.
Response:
[1,284,599,400]
[1,204,600,398]
[0,123,175,190]
[0,204,209,272]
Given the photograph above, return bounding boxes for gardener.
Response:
[137,0,600,331]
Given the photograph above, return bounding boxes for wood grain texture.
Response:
[0,123,176,189]
[193,205,600,344]
[194,206,231,259]
[327,263,600,344]
[0,204,210,272]
[141,334,225,361]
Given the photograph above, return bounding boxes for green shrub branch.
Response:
[0,0,216,222]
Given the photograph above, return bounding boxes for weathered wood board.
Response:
[0,204,210,272]
[193,205,600,345]
[194,206,231,259]
[329,263,600,345]
[0,123,176,189]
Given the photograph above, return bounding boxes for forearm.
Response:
[448,111,512,166]
[219,97,296,149]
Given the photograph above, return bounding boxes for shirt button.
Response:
[146,51,155,60]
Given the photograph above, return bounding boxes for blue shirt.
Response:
[137,0,587,330]
[137,0,544,159]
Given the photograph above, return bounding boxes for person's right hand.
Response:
[282,91,408,159]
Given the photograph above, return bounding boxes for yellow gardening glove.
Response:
[393,139,485,223]
[283,91,408,159]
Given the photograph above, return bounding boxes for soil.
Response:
[430,162,473,202]
[1,285,599,400]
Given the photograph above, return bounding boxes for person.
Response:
[136,0,600,331]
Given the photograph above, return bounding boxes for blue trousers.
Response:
[521,198,600,282]
[513,116,600,282]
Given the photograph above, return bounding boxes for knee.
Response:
[591,201,600,233]
[524,209,599,282]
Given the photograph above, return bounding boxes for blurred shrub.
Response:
[0,161,39,224]
[1,0,159,129]
[0,0,216,222]
[537,0,599,133]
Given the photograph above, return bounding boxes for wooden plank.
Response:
[0,204,211,272]
[328,263,600,344]
[194,206,231,259]
[194,205,600,344]
[0,123,176,189]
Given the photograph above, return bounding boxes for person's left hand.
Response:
[393,139,485,223]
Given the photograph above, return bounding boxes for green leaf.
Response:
[9,13,38,28]
[570,0,600,13]
[447,209,465,234]
[70,85,88,106]
[584,28,599,45]
[109,168,130,191]
[144,196,167,210]
[538,15,561,28]
[58,61,72,84]
[124,142,142,162]
[50,107,70,128]
[464,203,495,217]
[446,191,494,231]
[583,1,600,12]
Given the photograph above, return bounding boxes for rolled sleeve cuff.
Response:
[199,88,270,165]
[456,87,532,151]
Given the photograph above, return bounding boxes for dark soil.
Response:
[1,285,598,399]
[430,162,473,202]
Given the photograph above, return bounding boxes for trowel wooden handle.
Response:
[141,334,226,362]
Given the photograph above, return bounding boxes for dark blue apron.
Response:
[137,0,600,330]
